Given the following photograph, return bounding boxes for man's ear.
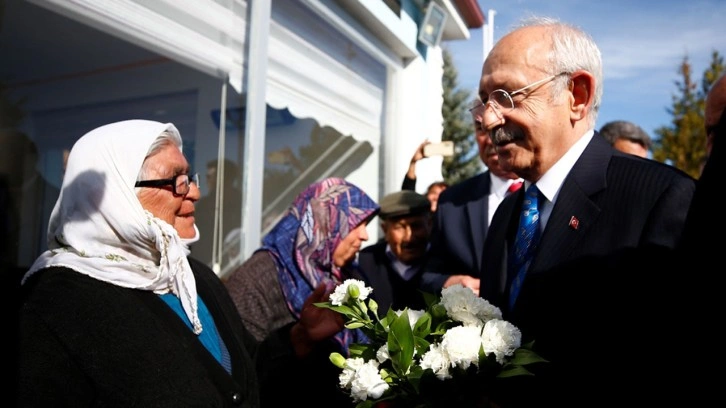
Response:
[569,71,595,122]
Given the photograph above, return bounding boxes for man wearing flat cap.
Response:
[357,191,433,314]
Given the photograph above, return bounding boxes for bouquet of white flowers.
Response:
[315,279,546,408]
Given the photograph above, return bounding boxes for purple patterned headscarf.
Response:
[260,177,379,353]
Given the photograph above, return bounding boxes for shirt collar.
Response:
[490,173,520,198]
[529,129,594,203]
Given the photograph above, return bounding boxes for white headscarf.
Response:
[23,119,203,334]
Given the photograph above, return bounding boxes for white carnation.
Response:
[350,360,389,402]
[474,298,503,324]
[441,285,501,326]
[376,344,390,363]
[330,279,372,306]
[420,343,451,380]
[440,325,483,370]
[339,357,365,389]
[481,319,522,364]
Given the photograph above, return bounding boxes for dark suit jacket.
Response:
[358,240,429,315]
[481,134,697,407]
[680,109,723,265]
[425,171,492,281]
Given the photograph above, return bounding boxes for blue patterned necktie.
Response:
[509,184,541,310]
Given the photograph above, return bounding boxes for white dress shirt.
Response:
[488,173,524,224]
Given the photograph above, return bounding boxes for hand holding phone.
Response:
[423,141,454,157]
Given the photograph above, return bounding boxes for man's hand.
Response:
[443,275,480,296]
[406,140,431,179]
[290,283,344,357]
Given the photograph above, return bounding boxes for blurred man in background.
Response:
[599,120,651,158]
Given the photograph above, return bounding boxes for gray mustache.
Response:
[491,126,523,146]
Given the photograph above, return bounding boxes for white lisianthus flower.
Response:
[395,308,426,328]
[440,325,483,370]
[481,319,522,364]
[441,285,501,326]
[330,279,372,306]
[339,357,365,389]
[350,360,389,402]
[376,344,390,363]
[420,343,451,380]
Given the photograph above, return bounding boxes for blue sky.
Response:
[443,0,726,140]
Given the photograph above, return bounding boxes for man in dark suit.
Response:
[358,191,434,314]
[475,17,696,407]
[421,99,521,289]
[680,74,725,273]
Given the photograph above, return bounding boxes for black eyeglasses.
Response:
[135,173,199,196]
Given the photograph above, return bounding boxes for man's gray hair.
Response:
[515,16,603,127]
[599,120,652,149]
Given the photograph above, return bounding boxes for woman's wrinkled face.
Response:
[136,143,200,238]
[332,222,369,267]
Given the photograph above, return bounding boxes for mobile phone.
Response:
[423,141,454,157]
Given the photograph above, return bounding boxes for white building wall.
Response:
[383,47,445,196]
[14,0,475,265]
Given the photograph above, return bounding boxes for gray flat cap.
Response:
[379,190,430,219]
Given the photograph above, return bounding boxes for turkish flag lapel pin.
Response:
[568,216,580,230]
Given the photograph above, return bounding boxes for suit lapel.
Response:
[531,179,600,274]
[466,172,491,269]
[481,188,519,306]
[529,134,612,275]
[360,243,395,312]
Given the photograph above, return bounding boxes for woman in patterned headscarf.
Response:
[225,177,379,408]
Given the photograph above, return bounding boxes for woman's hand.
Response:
[290,283,344,357]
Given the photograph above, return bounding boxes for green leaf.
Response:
[368,298,379,315]
[430,303,448,319]
[520,340,536,349]
[421,290,439,307]
[406,364,425,393]
[349,343,378,361]
[345,321,366,329]
[431,320,453,336]
[477,348,500,373]
[388,310,415,375]
[412,312,432,338]
[413,336,431,357]
[314,302,358,318]
[497,365,534,378]
[510,348,548,366]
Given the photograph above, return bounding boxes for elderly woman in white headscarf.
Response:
[16,120,343,407]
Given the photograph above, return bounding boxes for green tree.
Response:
[653,51,724,178]
[441,48,480,185]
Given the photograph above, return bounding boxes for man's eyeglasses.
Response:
[135,173,199,196]
[469,72,569,119]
